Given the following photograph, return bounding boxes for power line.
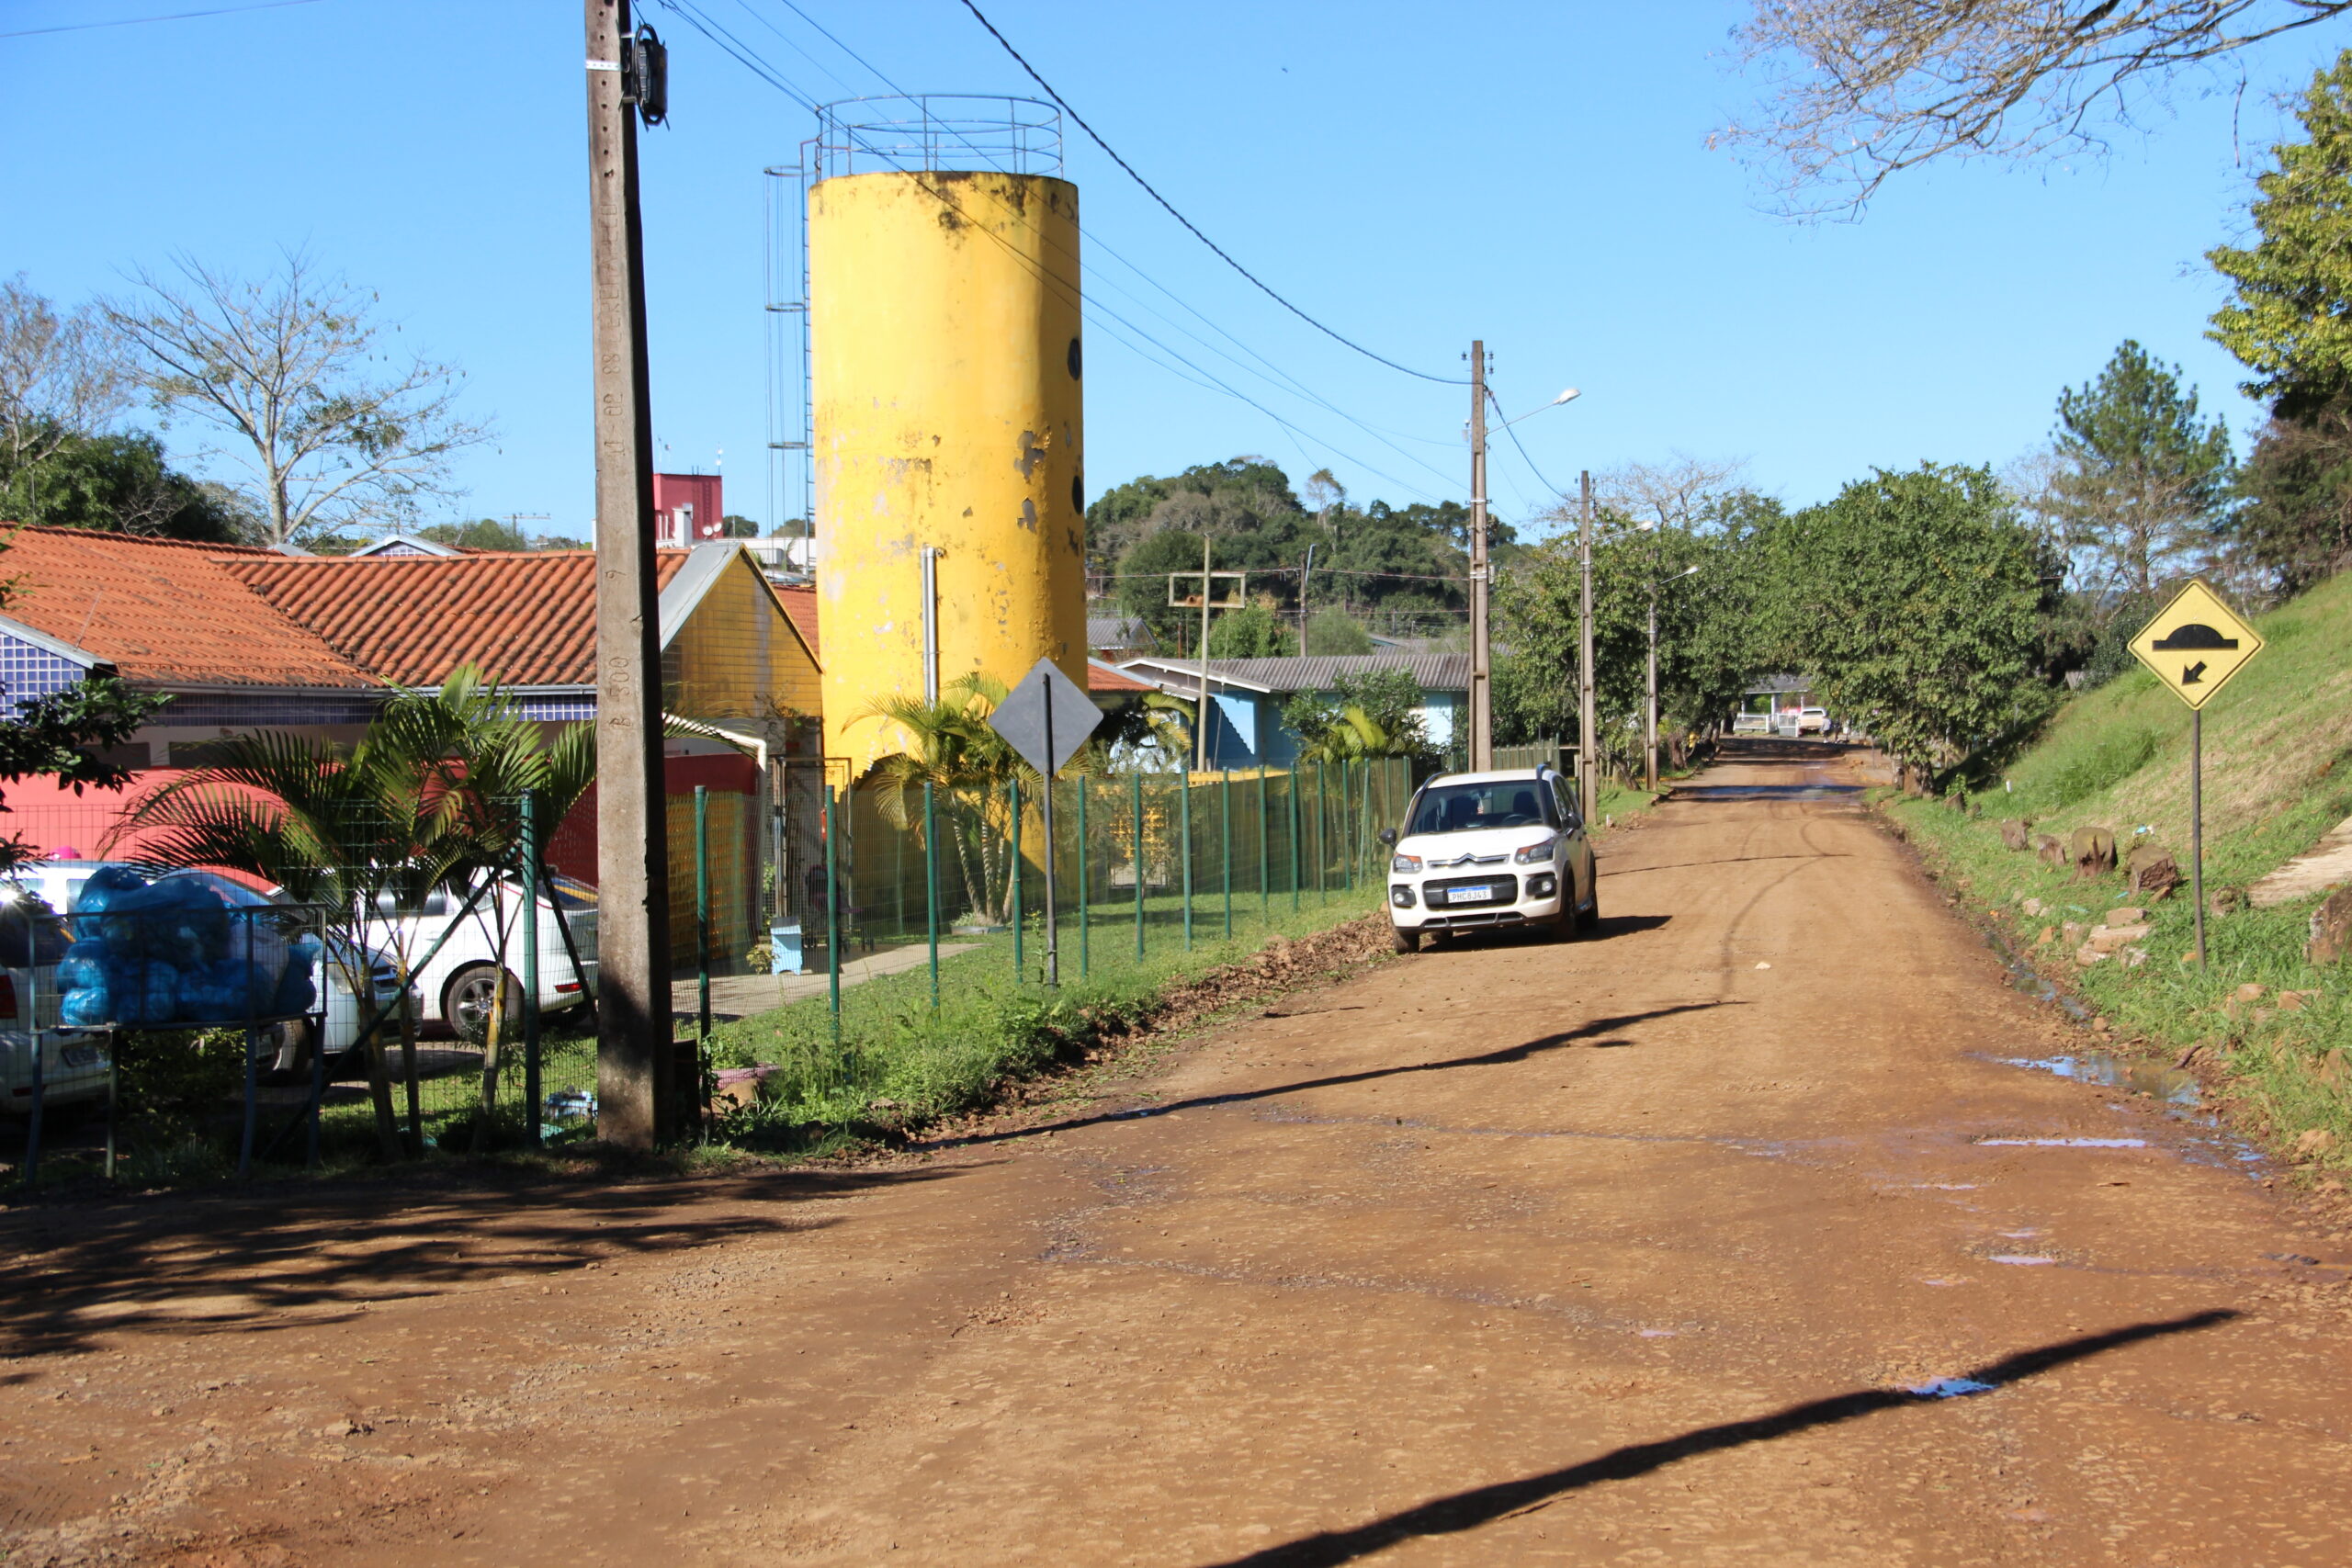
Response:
[734,0,1462,492]
[1,0,322,39]
[954,0,1466,387]
[1495,395,1573,504]
[683,1,1454,503]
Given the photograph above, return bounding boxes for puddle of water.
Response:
[1989,1253,2059,1266]
[1999,1053,2201,1107]
[1914,1182,1979,1190]
[1919,1277,1971,1287]
[1979,928,2091,1021]
[1978,1136,2146,1148]
[1908,1377,1998,1399]
[1637,1328,1677,1338]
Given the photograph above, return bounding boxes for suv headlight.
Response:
[1512,836,1558,865]
[1391,853,1422,874]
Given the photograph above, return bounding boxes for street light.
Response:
[1466,361,1581,773]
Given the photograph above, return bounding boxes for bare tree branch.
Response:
[1592,453,1753,532]
[0,276,131,479]
[1718,1,2352,218]
[101,252,492,546]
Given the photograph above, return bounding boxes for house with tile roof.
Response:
[0,527,823,965]
[1113,652,1469,769]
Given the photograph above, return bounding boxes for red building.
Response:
[651,472,725,547]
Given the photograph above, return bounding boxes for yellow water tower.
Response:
[808,98,1086,774]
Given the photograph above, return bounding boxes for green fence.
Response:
[780,755,1415,997]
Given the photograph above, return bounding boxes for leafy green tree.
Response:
[1769,464,2043,785]
[2210,52,2352,416]
[2046,341,2234,609]
[1205,602,1295,658]
[1,430,254,542]
[1303,609,1374,655]
[2233,407,2352,593]
[1281,670,1432,763]
[720,513,760,538]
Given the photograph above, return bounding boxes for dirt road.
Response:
[7,743,2352,1566]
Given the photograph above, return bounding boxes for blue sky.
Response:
[8,0,2346,539]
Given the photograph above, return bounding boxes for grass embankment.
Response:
[1887,571,2352,1177]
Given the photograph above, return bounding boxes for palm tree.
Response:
[854,673,1032,924]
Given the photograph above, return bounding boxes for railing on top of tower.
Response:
[812,95,1063,182]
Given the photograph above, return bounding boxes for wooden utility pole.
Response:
[584,0,672,1147]
[1466,340,1492,771]
[1195,531,1213,772]
[1577,470,1596,823]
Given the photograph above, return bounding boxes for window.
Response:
[1408,781,1556,836]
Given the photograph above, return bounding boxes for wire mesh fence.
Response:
[765,756,1417,998]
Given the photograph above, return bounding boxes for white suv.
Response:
[1379,766,1599,953]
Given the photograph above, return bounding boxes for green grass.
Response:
[1885,571,2352,1174]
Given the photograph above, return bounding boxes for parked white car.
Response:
[357,872,597,1043]
[1378,765,1599,954]
[1797,706,1830,734]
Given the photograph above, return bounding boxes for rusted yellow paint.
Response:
[809,169,1087,773]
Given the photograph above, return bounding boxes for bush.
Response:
[2044,726,2163,807]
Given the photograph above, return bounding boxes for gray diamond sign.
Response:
[988,657,1101,779]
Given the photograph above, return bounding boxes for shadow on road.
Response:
[1431,913,1670,950]
[0,1162,969,1360]
[920,1002,1736,1154]
[1200,1308,2241,1568]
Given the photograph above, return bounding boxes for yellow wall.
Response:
[809,169,1086,773]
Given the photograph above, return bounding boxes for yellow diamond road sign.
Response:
[2129,580,2263,709]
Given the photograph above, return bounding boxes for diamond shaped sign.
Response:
[2128,580,2264,710]
[988,658,1101,778]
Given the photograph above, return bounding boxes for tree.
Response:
[1721,1,2352,216]
[1593,454,1750,533]
[2231,404,2352,591]
[2045,340,2235,609]
[1280,671,1433,763]
[1769,465,2044,784]
[104,253,491,547]
[0,276,129,485]
[1206,601,1295,658]
[3,430,255,542]
[418,517,531,551]
[857,672,1040,923]
[2210,51,2352,412]
[721,513,760,537]
[1303,609,1374,655]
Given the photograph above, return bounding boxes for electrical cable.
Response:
[1,0,322,39]
[1495,391,1575,504]
[953,0,1467,386]
[742,0,1464,492]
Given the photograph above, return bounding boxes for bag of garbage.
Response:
[272,932,321,1015]
[56,940,107,992]
[61,987,111,1028]
[70,864,150,942]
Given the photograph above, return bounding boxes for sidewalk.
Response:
[670,940,978,1022]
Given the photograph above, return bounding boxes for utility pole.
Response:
[1645,583,1659,793]
[1467,340,1492,772]
[1297,544,1315,651]
[1195,531,1214,772]
[584,0,672,1147]
[1577,470,1597,824]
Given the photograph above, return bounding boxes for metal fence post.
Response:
[522,789,543,1148]
[694,784,710,1144]
[1257,768,1269,926]
[923,780,939,1010]
[1316,761,1328,904]
[1341,760,1354,894]
[1010,774,1024,981]
[1180,770,1194,952]
[1077,775,1090,980]
[823,783,841,1031]
[1220,770,1233,942]
[1288,762,1302,912]
[1131,770,1145,962]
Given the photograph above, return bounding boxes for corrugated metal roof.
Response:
[1118,652,1471,694]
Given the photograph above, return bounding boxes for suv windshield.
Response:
[1408,781,1556,836]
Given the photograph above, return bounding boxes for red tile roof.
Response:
[220,551,691,688]
[774,584,818,659]
[1088,660,1155,694]
[0,526,377,688]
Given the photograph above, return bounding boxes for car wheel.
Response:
[444,964,521,1045]
[1391,924,1420,954]
[1578,881,1602,934]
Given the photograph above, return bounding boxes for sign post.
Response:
[2127,581,2265,970]
[988,658,1103,987]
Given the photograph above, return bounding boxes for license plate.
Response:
[1446,885,1497,904]
[61,1043,105,1069]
